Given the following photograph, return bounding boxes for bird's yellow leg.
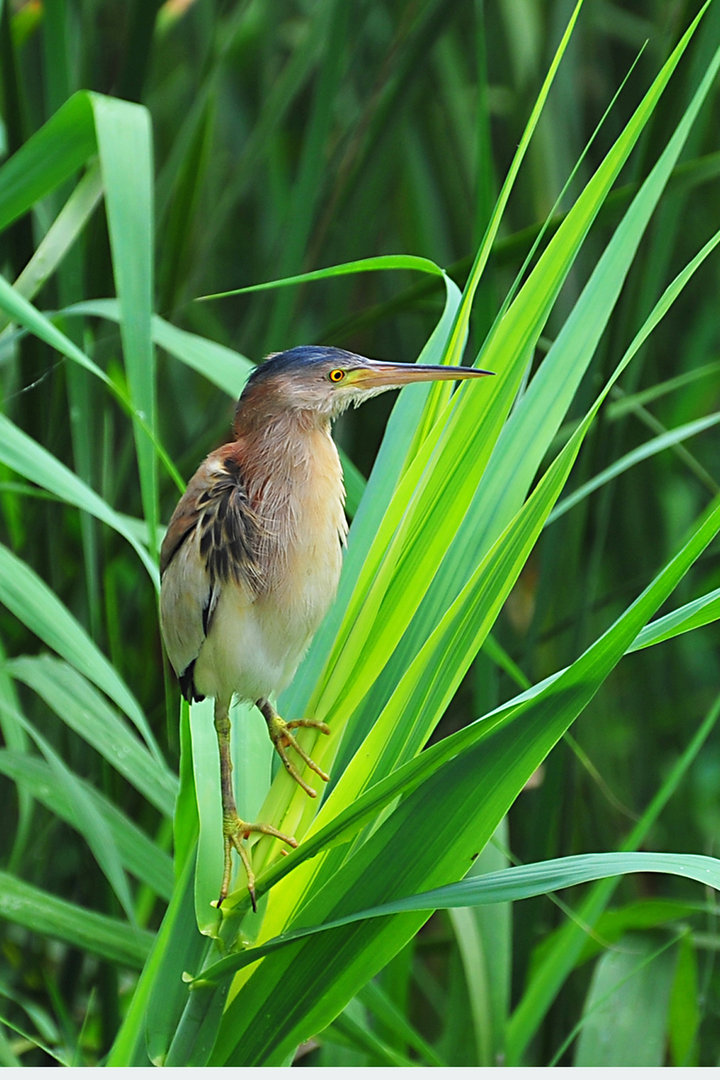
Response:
[256,698,330,798]
[213,705,297,909]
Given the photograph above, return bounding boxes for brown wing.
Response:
[159,447,265,700]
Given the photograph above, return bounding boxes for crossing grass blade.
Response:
[201,21,720,1067]
[5,656,176,814]
[0,871,152,969]
[0,413,158,582]
[0,750,173,898]
[293,0,711,735]
[0,549,165,766]
[630,588,720,650]
[192,849,720,985]
[2,704,138,924]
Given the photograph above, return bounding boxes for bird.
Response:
[159,345,492,908]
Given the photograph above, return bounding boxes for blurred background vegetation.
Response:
[1,0,720,1066]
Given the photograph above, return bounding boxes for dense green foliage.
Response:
[1,0,720,1066]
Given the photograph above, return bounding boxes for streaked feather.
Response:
[159,447,265,700]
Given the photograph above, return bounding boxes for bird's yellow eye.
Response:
[328,369,345,383]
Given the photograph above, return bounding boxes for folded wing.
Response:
[159,448,265,701]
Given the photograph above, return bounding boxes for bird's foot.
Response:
[219,815,297,911]
[260,704,330,798]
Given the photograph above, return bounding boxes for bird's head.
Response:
[237,345,493,424]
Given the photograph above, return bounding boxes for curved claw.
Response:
[256,699,331,796]
[220,816,297,909]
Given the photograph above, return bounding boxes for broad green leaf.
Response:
[0,93,96,231]
[573,934,677,1066]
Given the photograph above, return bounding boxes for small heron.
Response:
[159,346,492,907]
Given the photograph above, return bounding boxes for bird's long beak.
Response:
[349,358,493,389]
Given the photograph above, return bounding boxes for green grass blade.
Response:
[0,750,172,898]
[6,655,175,814]
[90,93,157,550]
[0,273,110,384]
[572,934,677,1066]
[0,871,152,969]
[107,851,205,1066]
[630,587,720,650]
[1,163,103,325]
[196,852,720,988]
[0,412,158,584]
[442,0,585,367]
[197,254,445,302]
[0,549,165,767]
[296,1,714,746]
[505,691,720,1062]
[356,981,446,1067]
[4,705,138,924]
[259,197,720,898]
[285,272,464,710]
[551,410,720,522]
[0,92,96,231]
[337,61,720,761]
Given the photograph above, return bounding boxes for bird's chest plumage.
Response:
[257,427,346,641]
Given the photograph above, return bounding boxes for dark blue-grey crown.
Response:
[247,346,357,387]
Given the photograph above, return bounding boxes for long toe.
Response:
[270,718,330,791]
[220,815,298,909]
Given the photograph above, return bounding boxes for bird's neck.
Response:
[233,408,338,505]
[228,409,346,583]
